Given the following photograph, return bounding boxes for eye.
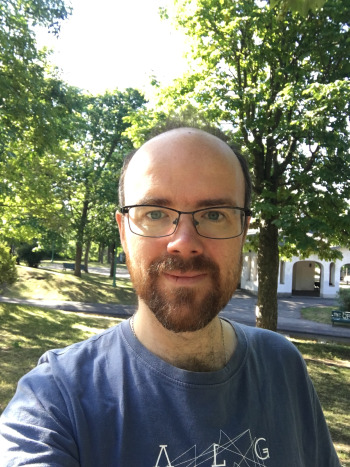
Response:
[203,210,225,222]
[145,209,167,220]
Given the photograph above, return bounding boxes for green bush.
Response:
[17,242,46,268]
[337,288,350,312]
[0,244,17,288]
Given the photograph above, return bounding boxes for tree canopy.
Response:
[129,0,350,329]
[0,0,146,274]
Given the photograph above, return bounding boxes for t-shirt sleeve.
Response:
[0,359,79,467]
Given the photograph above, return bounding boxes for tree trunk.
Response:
[256,219,280,331]
[109,242,115,278]
[84,240,91,273]
[75,243,83,278]
[107,244,113,264]
[98,243,104,264]
[74,198,89,278]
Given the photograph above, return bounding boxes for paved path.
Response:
[1,290,349,342]
[39,262,130,277]
[221,292,350,342]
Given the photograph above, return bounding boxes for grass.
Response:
[0,303,122,413]
[292,338,350,465]
[301,305,336,324]
[1,265,137,305]
[0,303,349,464]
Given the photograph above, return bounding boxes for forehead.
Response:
[123,129,245,207]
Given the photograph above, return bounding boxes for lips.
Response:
[163,271,208,286]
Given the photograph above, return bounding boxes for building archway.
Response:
[292,261,322,297]
[340,263,350,285]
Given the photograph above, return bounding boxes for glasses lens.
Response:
[194,207,244,239]
[127,206,178,237]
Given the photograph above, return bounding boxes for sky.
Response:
[36,0,189,95]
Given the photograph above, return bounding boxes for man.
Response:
[0,128,340,466]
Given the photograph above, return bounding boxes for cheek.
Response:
[125,234,165,268]
[215,240,243,271]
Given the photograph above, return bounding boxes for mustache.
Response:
[148,254,219,276]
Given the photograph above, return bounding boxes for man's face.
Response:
[116,129,248,333]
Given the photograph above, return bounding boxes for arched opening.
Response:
[292,261,321,297]
[340,263,350,286]
[279,261,285,285]
[329,262,335,286]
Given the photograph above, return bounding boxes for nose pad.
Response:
[172,215,199,232]
[167,213,204,256]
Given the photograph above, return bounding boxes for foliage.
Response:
[0,0,71,155]
[0,244,17,288]
[0,0,146,267]
[61,88,146,276]
[16,242,46,268]
[142,0,350,330]
[270,0,326,16]
[0,0,80,246]
[337,289,350,312]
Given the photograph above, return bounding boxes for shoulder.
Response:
[2,321,129,418]
[39,321,125,367]
[233,322,306,368]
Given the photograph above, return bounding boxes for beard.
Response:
[126,251,243,333]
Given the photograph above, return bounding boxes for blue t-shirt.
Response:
[0,319,340,466]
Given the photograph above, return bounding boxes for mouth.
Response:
[163,271,208,286]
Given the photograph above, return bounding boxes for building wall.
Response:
[240,247,350,298]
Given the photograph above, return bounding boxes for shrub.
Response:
[337,288,350,312]
[0,244,18,288]
[17,242,46,268]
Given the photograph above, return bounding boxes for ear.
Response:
[116,210,126,250]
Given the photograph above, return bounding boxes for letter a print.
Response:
[154,445,174,467]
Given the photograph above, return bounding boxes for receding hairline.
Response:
[118,127,252,209]
[137,127,235,158]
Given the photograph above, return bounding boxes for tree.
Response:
[0,0,77,246]
[62,88,146,277]
[0,80,85,252]
[0,0,71,154]
[138,0,350,330]
[270,0,326,16]
[0,243,17,289]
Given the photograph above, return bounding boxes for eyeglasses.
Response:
[120,205,252,239]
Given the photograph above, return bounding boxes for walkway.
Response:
[1,290,349,342]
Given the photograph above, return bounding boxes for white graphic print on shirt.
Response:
[154,429,270,466]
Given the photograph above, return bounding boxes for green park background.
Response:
[1,0,350,464]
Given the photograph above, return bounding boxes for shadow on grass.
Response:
[292,339,350,459]
[3,267,137,305]
[0,303,122,413]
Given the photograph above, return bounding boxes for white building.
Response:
[241,247,350,298]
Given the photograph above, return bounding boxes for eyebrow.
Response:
[134,197,237,208]
[195,198,237,208]
[136,197,171,206]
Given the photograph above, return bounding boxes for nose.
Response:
[166,214,204,257]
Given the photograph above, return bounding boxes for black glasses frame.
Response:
[120,205,252,239]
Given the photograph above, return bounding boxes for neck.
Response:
[130,303,237,372]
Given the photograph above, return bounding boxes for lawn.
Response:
[292,338,350,465]
[301,305,335,324]
[0,303,121,413]
[1,265,137,305]
[0,303,349,465]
